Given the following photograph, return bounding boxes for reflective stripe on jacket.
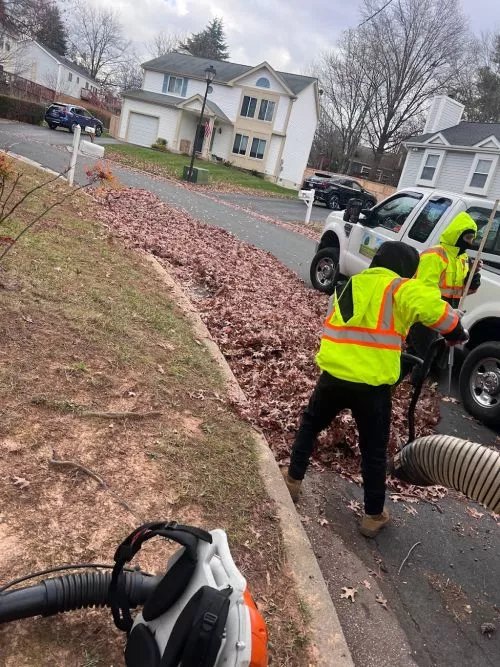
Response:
[316,267,458,386]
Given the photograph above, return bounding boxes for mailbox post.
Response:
[298,188,315,225]
[66,125,105,186]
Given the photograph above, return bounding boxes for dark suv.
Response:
[45,103,103,136]
[302,172,377,210]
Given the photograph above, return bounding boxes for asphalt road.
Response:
[2,122,499,666]
[214,191,332,224]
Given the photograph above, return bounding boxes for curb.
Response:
[144,252,354,667]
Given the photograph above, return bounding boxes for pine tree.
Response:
[179,18,229,61]
[35,3,68,55]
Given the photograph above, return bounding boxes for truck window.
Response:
[371,192,423,232]
[467,206,500,256]
[407,197,452,243]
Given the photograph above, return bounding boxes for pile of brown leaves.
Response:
[93,188,440,480]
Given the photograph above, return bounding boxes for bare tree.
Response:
[114,56,143,92]
[66,1,129,82]
[359,0,469,171]
[313,30,377,173]
[145,30,186,59]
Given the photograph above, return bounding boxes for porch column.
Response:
[202,116,215,159]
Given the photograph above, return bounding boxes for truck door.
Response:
[346,191,425,275]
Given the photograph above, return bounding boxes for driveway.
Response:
[2,121,499,667]
[214,191,332,224]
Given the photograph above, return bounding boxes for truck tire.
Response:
[459,342,500,426]
[310,247,340,294]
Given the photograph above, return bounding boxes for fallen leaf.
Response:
[375,594,388,609]
[318,517,329,527]
[12,476,30,489]
[368,568,382,580]
[442,396,458,403]
[347,499,362,515]
[465,604,472,614]
[340,587,358,602]
[466,507,484,519]
[362,579,372,590]
[404,505,418,516]
[156,364,165,375]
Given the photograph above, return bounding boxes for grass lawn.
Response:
[105,143,297,197]
[0,161,308,665]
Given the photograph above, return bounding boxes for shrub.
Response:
[0,95,46,125]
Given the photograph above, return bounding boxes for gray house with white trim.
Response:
[399,96,500,200]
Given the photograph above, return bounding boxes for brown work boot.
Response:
[359,507,390,538]
[280,467,302,503]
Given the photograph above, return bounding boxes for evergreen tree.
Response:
[35,3,67,54]
[179,18,229,61]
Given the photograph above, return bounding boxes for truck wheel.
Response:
[459,342,500,426]
[310,247,340,294]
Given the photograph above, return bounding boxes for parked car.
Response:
[45,103,103,137]
[302,172,377,210]
[309,186,500,426]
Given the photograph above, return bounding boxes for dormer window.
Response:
[256,77,270,88]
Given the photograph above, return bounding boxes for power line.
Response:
[358,0,396,27]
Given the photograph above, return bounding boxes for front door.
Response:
[194,124,205,153]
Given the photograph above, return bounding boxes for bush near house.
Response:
[0,95,45,125]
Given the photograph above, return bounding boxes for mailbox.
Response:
[298,189,315,204]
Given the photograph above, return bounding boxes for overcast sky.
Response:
[106,0,499,72]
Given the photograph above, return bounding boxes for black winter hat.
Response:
[370,241,419,278]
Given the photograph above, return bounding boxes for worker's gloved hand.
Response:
[445,328,470,347]
[469,272,481,291]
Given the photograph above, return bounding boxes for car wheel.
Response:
[69,122,79,133]
[326,194,340,210]
[459,342,500,426]
[48,123,56,130]
[310,247,340,294]
[95,125,102,137]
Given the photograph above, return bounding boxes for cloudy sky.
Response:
[105,0,498,72]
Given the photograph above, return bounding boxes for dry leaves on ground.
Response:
[466,507,484,519]
[340,586,358,602]
[376,594,388,609]
[92,188,442,489]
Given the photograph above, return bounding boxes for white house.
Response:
[3,39,100,100]
[399,95,500,200]
[119,52,320,189]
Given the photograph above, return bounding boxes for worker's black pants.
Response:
[289,372,391,516]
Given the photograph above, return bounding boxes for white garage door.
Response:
[127,112,159,147]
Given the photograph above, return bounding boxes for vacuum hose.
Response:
[0,571,160,624]
[390,434,500,513]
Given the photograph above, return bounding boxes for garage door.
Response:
[127,112,159,147]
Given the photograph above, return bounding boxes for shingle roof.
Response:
[141,52,316,95]
[121,88,232,123]
[41,44,96,81]
[407,122,500,146]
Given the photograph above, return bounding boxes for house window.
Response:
[85,82,89,89]
[241,96,257,118]
[232,133,249,155]
[417,151,443,186]
[258,99,275,122]
[408,196,453,243]
[465,154,498,195]
[250,138,266,159]
[256,77,270,88]
[68,72,73,82]
[162,75,186,96]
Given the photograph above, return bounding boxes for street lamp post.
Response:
[187,65,216,182]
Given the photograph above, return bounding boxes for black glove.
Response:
[465,270,481,291]
[442,319,468,345]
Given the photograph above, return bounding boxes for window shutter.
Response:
[181,78,188,97]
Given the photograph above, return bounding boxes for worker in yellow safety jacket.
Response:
[281,241,467,538]
[404,212,480,379]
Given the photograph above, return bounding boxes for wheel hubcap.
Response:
[470,358,500,408]
[316,258,336,286]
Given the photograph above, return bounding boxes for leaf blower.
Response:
[390,339,500,513]
[0,520,269,667]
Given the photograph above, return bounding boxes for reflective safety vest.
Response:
[316,268,459,386]
[417,245,469,303]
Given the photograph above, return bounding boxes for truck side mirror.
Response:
[359,209,377,227]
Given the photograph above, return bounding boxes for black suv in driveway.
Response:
[302,172,377,210]
[45,103,103,136]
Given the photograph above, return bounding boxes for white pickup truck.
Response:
[309,187,500,426]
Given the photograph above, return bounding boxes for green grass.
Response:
[105,143,297,197]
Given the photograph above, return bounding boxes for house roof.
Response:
[121,88,232,123]
[41,44,96,81]
[141,52,316,95]
[407,122,500,147]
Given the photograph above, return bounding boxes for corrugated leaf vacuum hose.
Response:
[390,434,500,513]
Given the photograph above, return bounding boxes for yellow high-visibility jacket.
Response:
[316,267,458,386]
[416,212,477,304]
